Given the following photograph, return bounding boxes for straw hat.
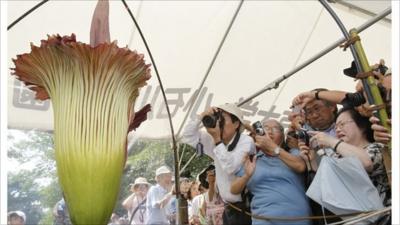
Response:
[8,211,26,222]
[131,177,150,189]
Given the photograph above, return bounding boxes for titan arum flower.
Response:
[12,2,151,224]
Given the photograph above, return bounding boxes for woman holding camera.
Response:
[303,107,389,205]
[231,119,311,225]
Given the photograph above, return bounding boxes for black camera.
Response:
[202,110,222,128]
[287,128,310,146]
[252,121,265,136]
[374,64,388,76]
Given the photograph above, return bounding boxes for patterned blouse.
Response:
[364,142,391,206]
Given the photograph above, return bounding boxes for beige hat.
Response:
[155,166,172,177]
[217,103,245,124]
[131,177,150,189]
[8,211,26,222]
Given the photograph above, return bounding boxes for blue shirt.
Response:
[237,149,311,225]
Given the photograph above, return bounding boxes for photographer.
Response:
[231,119,311,225]
[53,198,72,225]
[182,103,255,225]
[122,177,150,225]
[304,107,389,205]
[292,63,392,146]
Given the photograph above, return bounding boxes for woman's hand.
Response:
[243,155,257,178]
[370,116,391,144]
[254,133,277,154]
[206,170,216,185]
[309,131,338,149]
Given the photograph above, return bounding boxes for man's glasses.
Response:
[264,126,282,133]
[304,105,323,117]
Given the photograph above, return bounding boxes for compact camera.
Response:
[252,121,265,136]
[287,128,310,146]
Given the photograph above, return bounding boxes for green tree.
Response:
[8,130,62,225]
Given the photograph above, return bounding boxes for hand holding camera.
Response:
[308,131,337,150]
[252,121,265,136]
[254,131,277,155]
[201,107,223,142]
[206,169,216,184]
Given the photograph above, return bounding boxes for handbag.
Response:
[306,156,384,223]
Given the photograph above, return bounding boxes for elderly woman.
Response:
[305,107,389,205]
[122,177,151,225]
[231,119,311,225]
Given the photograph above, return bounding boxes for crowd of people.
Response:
[8,61,392,225]
[107,61,391,225]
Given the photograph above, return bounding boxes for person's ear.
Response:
[234,121,240,130]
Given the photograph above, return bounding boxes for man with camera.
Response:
[182,103,255,225]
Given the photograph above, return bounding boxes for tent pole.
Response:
[238,7,391,107]
[319,0,391,185]
[348,29,392,185]
[7,0,49,31]
[121,1,188,224]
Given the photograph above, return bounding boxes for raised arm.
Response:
[231,155,256,195]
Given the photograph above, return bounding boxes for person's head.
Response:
[335,107,374,145]
[110,213,119,222]
[198,164,215,189]
[7,211,26,225]
[304,88,337,130]
[262,119,284,146]
[130,177,150,196]
[179,177,191,195]
[155,166,173,187]
[187,181,200,200]
[216,103,244,142]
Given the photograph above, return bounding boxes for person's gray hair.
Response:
[261,119,284,133]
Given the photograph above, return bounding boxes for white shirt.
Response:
[128,195,147,225]
[190,195,204,218]
[145,184,169,225]
[182,117,256,203]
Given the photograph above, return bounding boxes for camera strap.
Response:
[227,131,241,152]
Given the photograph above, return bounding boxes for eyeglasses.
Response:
[304,105,324,117]
[264,126,282,133]
[335,120,354,129]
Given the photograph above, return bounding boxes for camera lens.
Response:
[252,121,265,136]
[202,115,217,128]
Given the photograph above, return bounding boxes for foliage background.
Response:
[7,130,211,224]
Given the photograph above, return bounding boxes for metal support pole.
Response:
[238,7,391,106]
[349,29,391,185]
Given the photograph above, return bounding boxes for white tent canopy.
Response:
[7,1,392,139]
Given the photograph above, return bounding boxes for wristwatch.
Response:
[273,146,281,156]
